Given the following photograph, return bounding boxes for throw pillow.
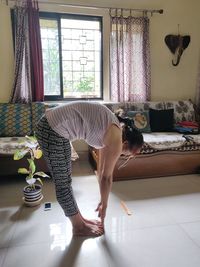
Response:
[127,111,151,133]
[0,103,32,137]
[31,102,46,133]
[149,108,174,132]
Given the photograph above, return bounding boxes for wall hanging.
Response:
[164,26,190,66]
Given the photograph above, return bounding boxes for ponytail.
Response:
[116,115,144,150]
[116,115,134,128]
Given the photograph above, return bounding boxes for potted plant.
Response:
[13,135,50,207]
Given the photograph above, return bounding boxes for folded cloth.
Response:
[174,126,199,134]
[177,121,199,127]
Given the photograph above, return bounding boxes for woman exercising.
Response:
[35,101,143,237]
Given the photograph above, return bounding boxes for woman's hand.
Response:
[95,202,107,224]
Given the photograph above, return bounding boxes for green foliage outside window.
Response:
[76,77,94,92]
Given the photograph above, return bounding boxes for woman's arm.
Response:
[96,125,122,223]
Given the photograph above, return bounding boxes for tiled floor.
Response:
[1,160,200,267]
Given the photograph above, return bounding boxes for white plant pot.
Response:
[23,184,43,207]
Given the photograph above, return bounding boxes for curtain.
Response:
[110,14,151,102]
[10,4,32,103]
[10,0,44,103]
[27,0,44,101]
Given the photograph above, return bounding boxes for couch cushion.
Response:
[127,111,151,133]
[31,102,46,133]
[32,102,59,133]
[164,100,195,123]
[0,103,32,137]
[143,132,186,149]
[0,137,79,161]
[140,132,200,155]
[0,137,29,154]
[104,101,165,114]
[129,101,165,111]
[142,132,200,150]
[149,108,174,132]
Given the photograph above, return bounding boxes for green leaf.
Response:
[34,149,43,159]
[13,149,28,160]
[18,168,29,174]
[34,172,50,178]
[28,158,36,174]
[36,178,43,185]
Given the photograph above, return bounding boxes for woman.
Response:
[35,101,143,237]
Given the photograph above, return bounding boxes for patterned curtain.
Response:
[110,13,151,102]
[10,0,44,103]
[10,3,32,103]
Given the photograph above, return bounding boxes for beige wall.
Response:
[1,0,200,103]
[149,0,200,101]
[0,3,14,102]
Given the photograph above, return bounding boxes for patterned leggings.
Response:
[35,116,79,217]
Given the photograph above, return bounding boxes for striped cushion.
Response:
[0,103,32,137]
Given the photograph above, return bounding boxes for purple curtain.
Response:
[10,0,44,103]
[27,0,44,102]
[110,14,151,102]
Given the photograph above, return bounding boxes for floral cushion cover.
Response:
[164,100,195,123]
[105,101,165,114]
[104,100,195,123]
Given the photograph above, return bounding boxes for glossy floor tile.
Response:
[0,205,22,249]
[105,195,175,233]
[99,225,200,267]
[180,221,200,247]
[3,239,109,267]
[1,160,200,267]
[0,248,7,267]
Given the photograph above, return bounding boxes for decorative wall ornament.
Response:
[165,32,190,66]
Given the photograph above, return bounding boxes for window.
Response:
[39,13,103,100]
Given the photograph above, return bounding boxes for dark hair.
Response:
[116,115,144,150]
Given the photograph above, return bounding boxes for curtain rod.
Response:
[4,0,164,14]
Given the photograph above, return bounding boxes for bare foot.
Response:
[85,219,102,226]
[80,215,102,226]
[70,213,104,237]
[73,221,104,237]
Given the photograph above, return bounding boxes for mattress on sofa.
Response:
[141,132,200,154]
[0,137,79,161]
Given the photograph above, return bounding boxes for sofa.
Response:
[0,102,78,176]
[89,100,200,181]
